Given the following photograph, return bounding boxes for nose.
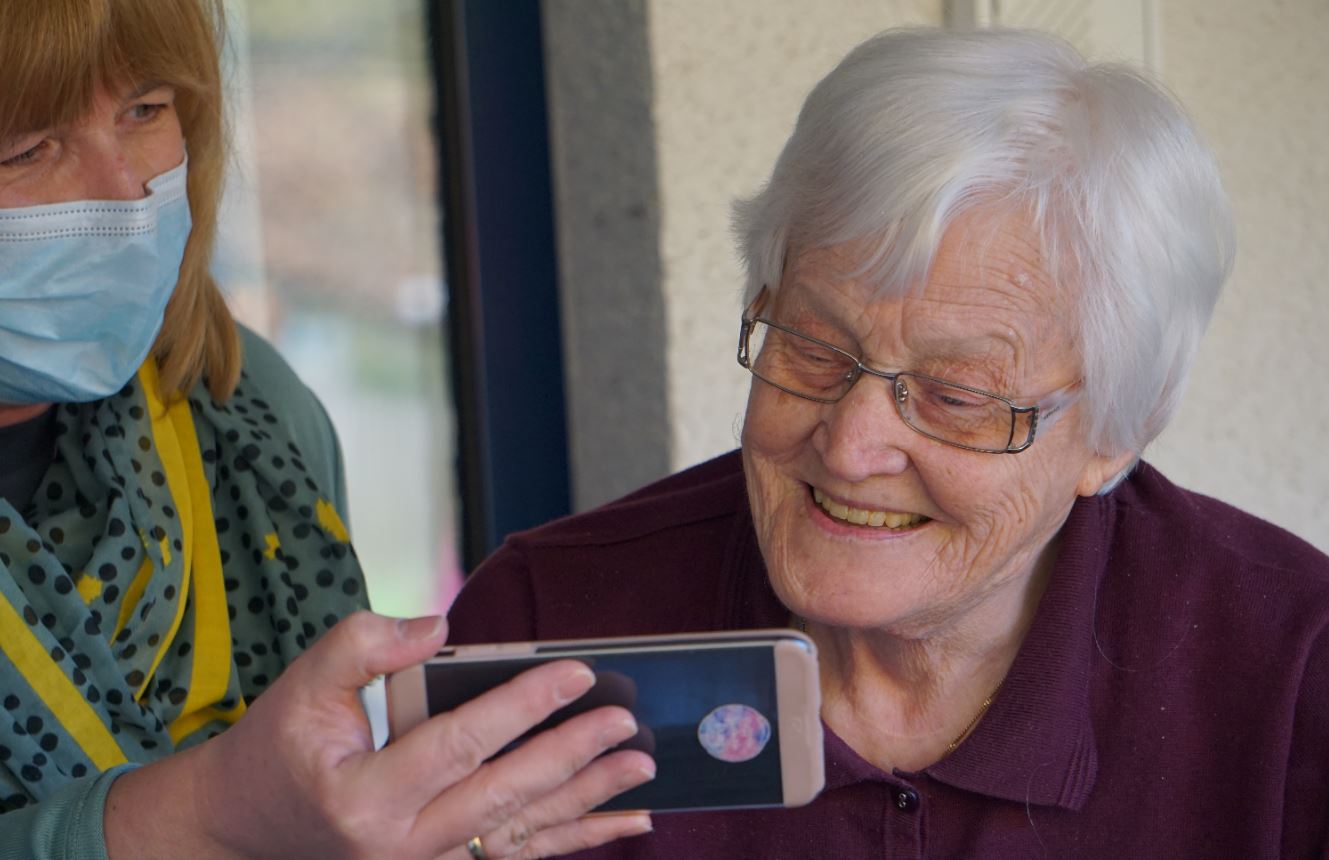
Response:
[79,139,150,201]
[812,375,913,482]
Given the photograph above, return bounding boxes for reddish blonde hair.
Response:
[1,0,241,401]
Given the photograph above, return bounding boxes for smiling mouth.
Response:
[812,487,930,530]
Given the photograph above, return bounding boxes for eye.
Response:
[124,85,177,125]
[0,138,51,168]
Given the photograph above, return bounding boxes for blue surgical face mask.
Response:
[0,158,192,404]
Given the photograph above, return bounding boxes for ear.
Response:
[1075,449,1139,497]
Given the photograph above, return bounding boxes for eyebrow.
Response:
[123,79,173,100]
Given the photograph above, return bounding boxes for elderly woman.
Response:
[447,27,1329,858]
[0,1,654,857]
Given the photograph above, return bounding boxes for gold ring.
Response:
[465,835,488,860]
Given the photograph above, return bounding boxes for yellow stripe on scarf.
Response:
[0,600,127,770]
[139,362,247,737]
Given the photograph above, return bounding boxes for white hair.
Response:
[733,28,1235,476]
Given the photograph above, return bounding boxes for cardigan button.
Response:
[894,787,920,812]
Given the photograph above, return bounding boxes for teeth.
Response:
[812,487,927,530]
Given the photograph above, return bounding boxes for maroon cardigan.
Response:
[447,452,1329,859]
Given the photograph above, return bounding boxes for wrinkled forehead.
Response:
[776,207,1080,377]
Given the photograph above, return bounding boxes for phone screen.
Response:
[424,644,785,811]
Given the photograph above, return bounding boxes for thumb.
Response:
[298,610,448,693]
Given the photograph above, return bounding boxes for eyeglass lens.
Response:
[744,320,1022,452]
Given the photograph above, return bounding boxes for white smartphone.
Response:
[387,629,824,813]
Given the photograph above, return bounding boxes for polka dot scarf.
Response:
[0,360,367,809]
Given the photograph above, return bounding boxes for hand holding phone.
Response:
[388,629,825,814]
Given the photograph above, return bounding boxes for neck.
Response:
[811,536,1059,772]
[0,402,53,428]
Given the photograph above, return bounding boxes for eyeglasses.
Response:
[736,289,1078,454]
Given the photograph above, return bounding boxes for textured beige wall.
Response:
[1146,0,1329,551]
[646,0,942,466]
[546,0,1328,552]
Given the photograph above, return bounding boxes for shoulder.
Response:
[1095,461,1329,686]
[447,451,751,643]
[509,450,747,550]
[229,325,347,515]
[1111,461,1329,585]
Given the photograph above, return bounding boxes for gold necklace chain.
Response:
[794,615,1003,754]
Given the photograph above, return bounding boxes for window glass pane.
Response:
[215,0,461,616]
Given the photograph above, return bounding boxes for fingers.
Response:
[468,750,655,859]
[507,811,654,860]
[368,660,597,806]
[438,810,653,860]
[298,610,449,693]
[409,703,653,852]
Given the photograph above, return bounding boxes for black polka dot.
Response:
[2,696,18,711]
[39,734,57,752]
[25,539,40,553]
[53,576,73,595]
[27,566,45,586]
[163,585,176,601]
[72,763,87,778]
[20,765,40,782]
[99,563,117,581]
[0,517,9,534]
[24,716,42,734]
[48,527,64,544]
[108,518,126,537]
[341,578,360,597]
[125,670,144,688]
[22,606,38,626]
[103,585,121,603]
[106,689,123,706]
[120,546,136,561]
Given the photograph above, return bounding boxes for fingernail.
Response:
[396,615,444,642]
[625,814,653,835]
[554,665,596,705]
[600,713,639,747]
[618,761,656,789]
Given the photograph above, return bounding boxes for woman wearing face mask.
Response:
[0,2,654,858]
